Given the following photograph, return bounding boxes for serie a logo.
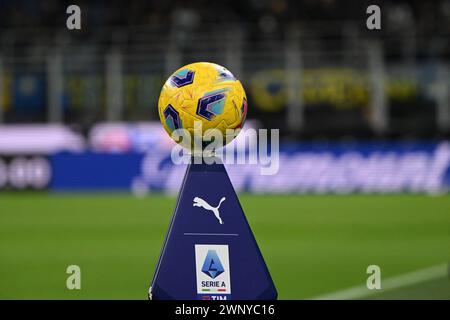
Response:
[195,245,231,298]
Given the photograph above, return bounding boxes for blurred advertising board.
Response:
[89,122,175,153]
[0,124,84,190]
[49,141,450,194]
[88,121,258,153]
[0,125,85,155]
[50,152,143,191]
[0,156,51,190]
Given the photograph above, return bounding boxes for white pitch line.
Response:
[311,263,448,300]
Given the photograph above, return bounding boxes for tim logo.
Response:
[193,196,226,224]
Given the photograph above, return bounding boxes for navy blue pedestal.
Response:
[150,157,277,300]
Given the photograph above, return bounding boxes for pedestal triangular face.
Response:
[150,157,277,300]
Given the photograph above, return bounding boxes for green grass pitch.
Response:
[0,193,449,299]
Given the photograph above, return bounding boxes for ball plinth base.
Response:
[149,157,277,300]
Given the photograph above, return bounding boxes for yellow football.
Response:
[158,62,247,149]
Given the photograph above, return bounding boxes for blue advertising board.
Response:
[50,152,144,191]
[49,141,450,194]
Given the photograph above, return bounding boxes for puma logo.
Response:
[193,196,226,224]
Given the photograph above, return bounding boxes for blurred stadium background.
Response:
[0,0,449,299]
